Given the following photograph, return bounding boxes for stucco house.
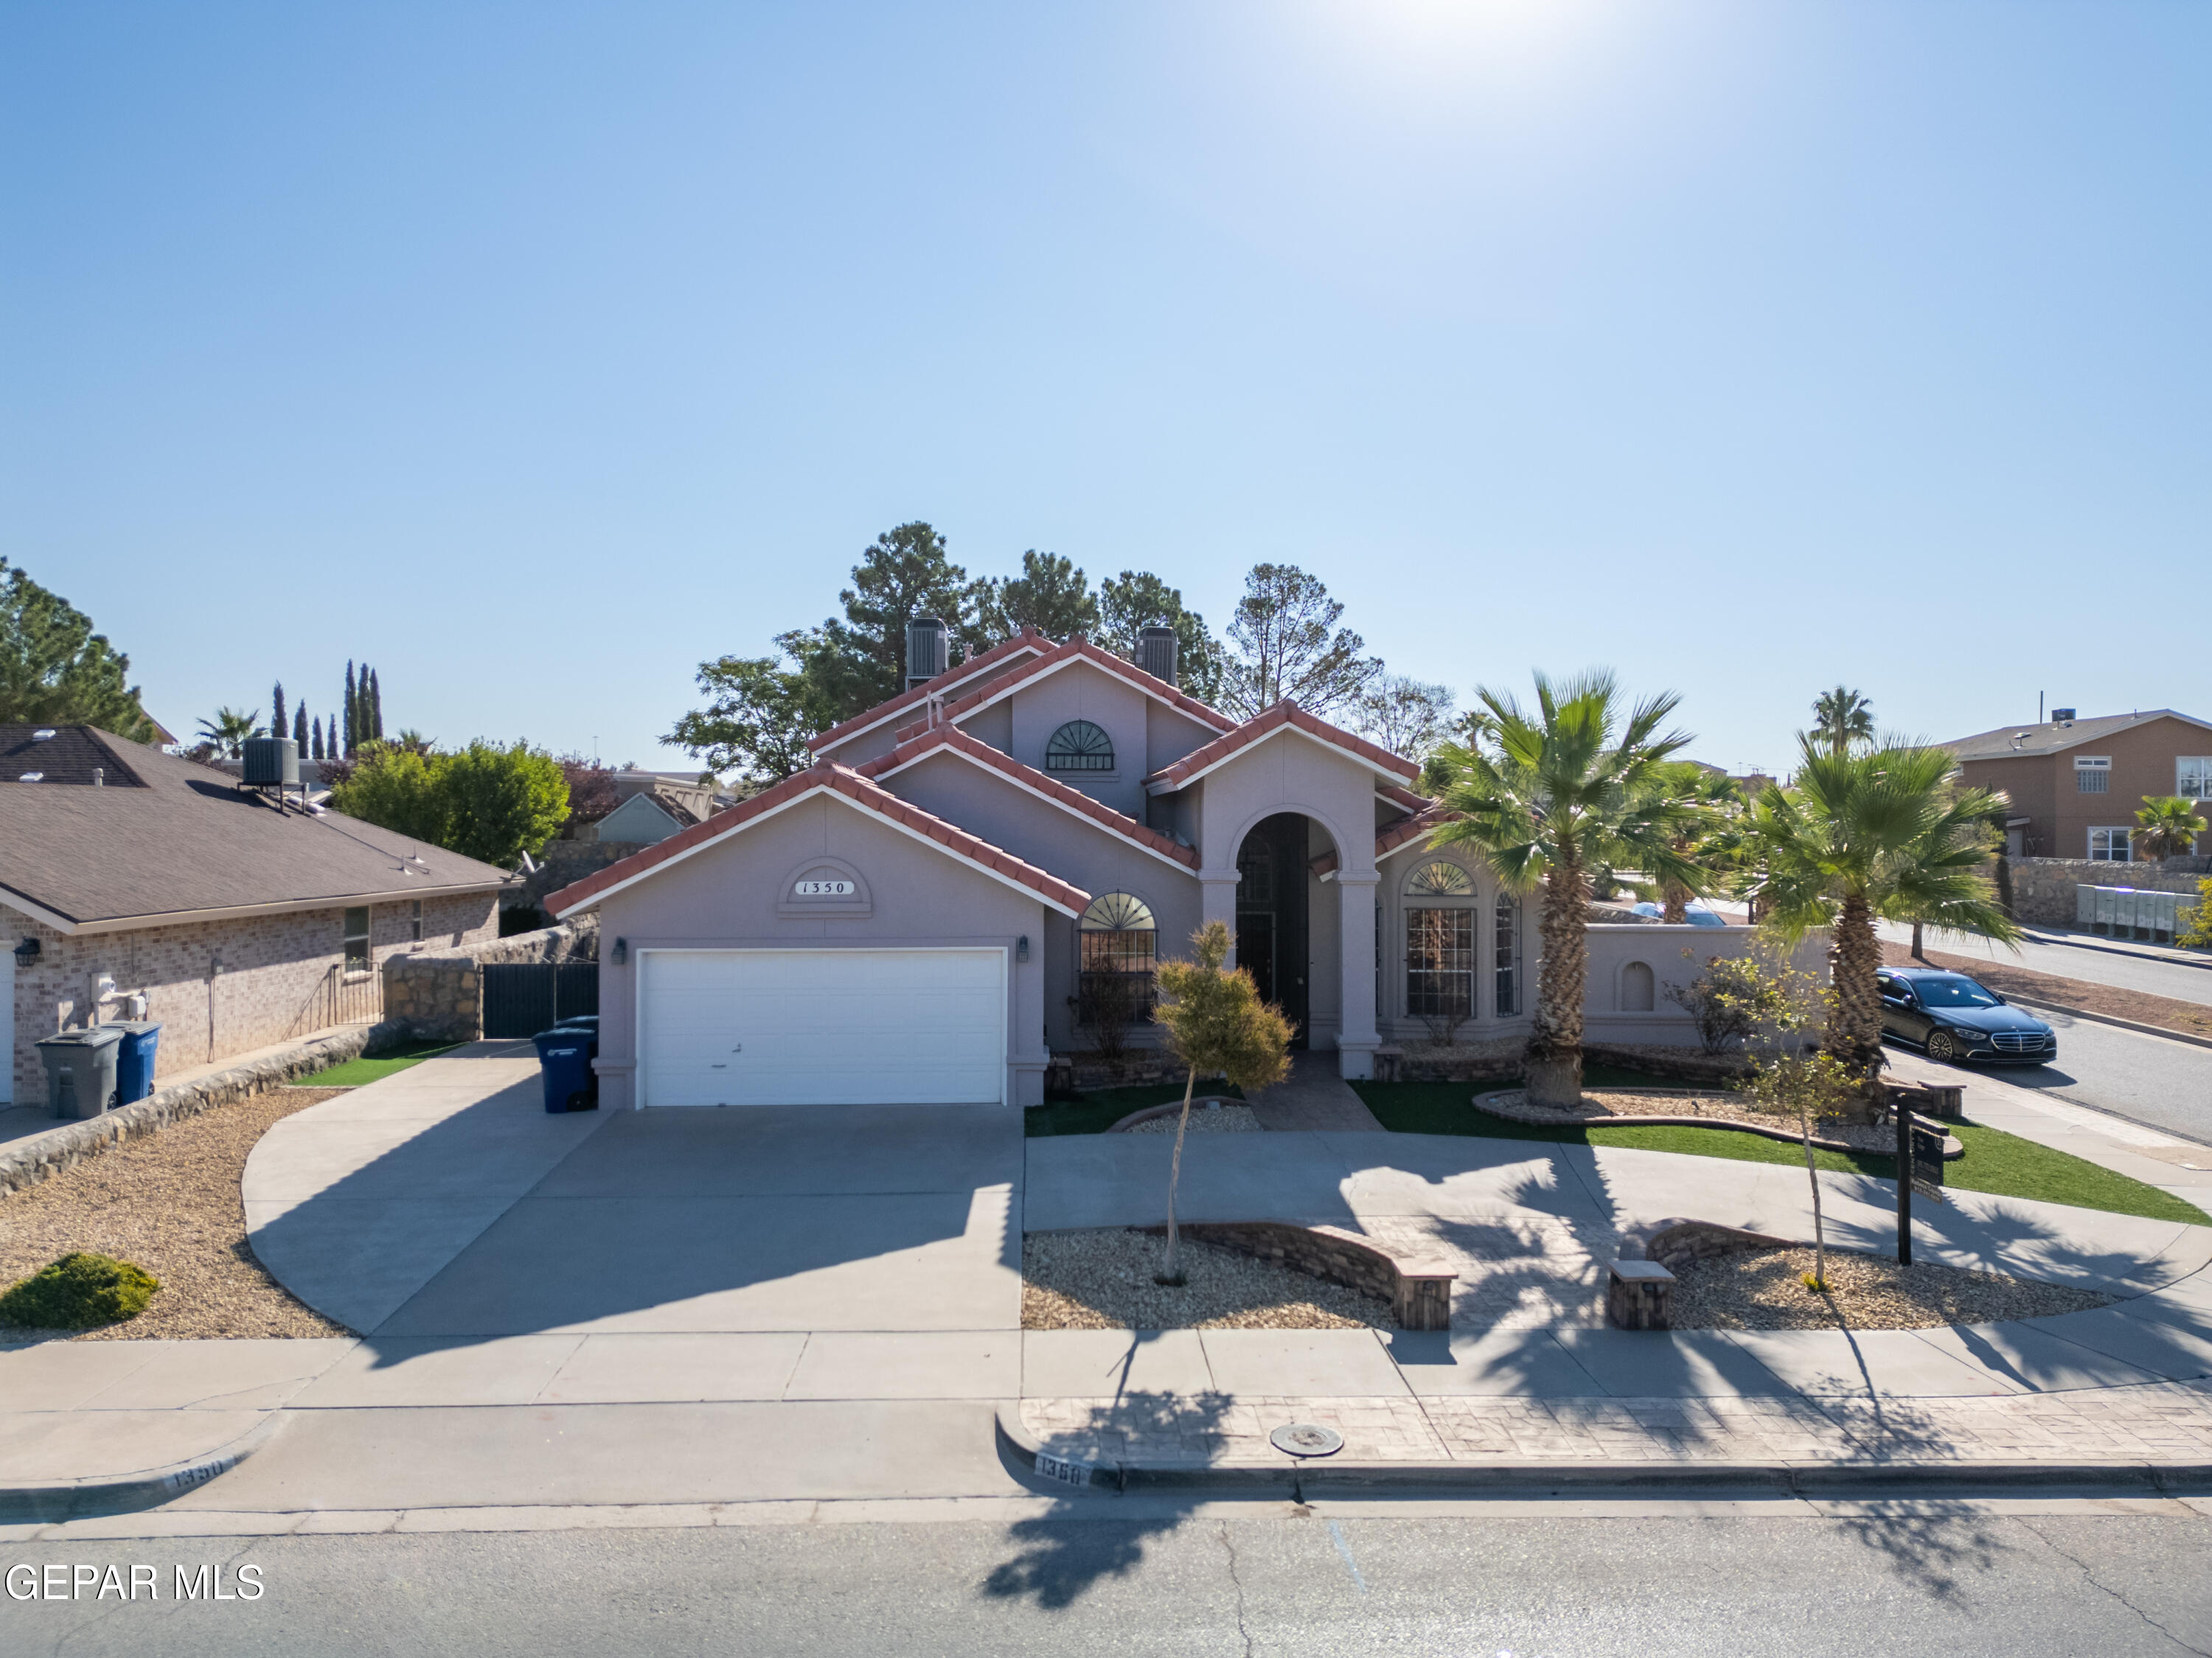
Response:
[547,622,1770,1110]
[1,725,509,1105]
[1944,708,2212,862]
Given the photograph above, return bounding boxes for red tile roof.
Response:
[858,725,1200,870]
[805,629,1050,754]
[545,759,1091,919]
[891,637,1237,745]
[1144,701,1420,792]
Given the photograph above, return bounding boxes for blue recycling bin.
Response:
[102,1021,164,1106]
[532,1028,598,1113]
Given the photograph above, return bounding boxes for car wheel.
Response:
[1925,1030,1960,1064]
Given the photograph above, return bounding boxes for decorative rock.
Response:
[1607,1259,1677,1330]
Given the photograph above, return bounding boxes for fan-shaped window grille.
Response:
[1079,892,1155,1025]
[1405,860,1475,898]
[1046,720,1116,773]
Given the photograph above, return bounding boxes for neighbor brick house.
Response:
[1,725,509,1105]
[546,621,1801,1110]
[1944,709,2212,862]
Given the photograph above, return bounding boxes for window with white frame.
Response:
[411,899,424,943]
[342,907,372,975]
[2074,756,2110,794]
[2088,827,2132,862]
[1404,860,1477,1023]
[2179,758,2212,801]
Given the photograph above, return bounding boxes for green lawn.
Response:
[303,1041,464,1088]
[1349,1080,2208,1227]
[1026,1081,1245,1138]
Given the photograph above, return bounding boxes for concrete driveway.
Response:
[243,1048,1023,1415]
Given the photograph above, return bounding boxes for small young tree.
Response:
[1662,948,1810,1056]
[1739,1047,1860,1292]
[1149,922,1293,1284]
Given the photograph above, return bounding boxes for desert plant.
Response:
[2135,796,2208,862]
[1428,671,1711,1107]
[1149,922,1293,1283]
[1811,686,1875,759]
[0,1252,160,1328]
[1755,736,2020,1102]
[195,706,263,759]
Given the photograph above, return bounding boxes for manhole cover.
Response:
[1270,1423,1344,1459]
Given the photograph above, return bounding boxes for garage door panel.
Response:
[641,949,1006,1107]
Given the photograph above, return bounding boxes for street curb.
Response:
[0,1413,282,1524]
[2004,996,2212,1053]
[994,1405,2212,1499]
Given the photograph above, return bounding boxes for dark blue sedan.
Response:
[1876,966,2057,1065]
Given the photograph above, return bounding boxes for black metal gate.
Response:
[482,962,600,1039]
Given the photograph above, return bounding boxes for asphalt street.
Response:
[1878,922,2212,1007]
[7,1504,2211,1657]
[1952,1013,2212,1148]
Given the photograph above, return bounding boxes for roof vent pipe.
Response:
[906,616,948,692]
[1138,624,1178,688]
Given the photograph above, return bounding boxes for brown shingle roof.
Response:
[858,725,1199,870]
[1144,701,1420,792]
[544,760,1091,919]
[1944,710,2212,762]
[0,726,511,931]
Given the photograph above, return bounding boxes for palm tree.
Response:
[2134,797,2208,863]
[1811,686,1875,759]
[196,706,263,759]
[1646,762,1750,922]
[1755,738,2020,1099]
[1429,671,1711,1107]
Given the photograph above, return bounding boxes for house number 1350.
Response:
[794,879,855,896]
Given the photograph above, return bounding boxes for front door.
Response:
[1237,813,1310,1048]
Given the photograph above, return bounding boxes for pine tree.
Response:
[343,662,357,756]
[271,681,288,743]
[293,703,307,750]
[310,716,324,760]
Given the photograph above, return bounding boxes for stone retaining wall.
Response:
[1150,1220,1457,1331]
[2009,857,2209,929]
[382,917,599,1042]
[1618,1218,1797,1273]
[0,1020,405,1198]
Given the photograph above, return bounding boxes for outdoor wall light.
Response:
[612,937,628,966]
[14,938,38,966]
[1016,935,1029,962]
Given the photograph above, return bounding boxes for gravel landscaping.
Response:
[1480,1087,1948,1157]
[0,1086,352,1343]
[1023,1227,1391,1331]
[1669,1245,2116,1331]
[1121,1104,1263,1135]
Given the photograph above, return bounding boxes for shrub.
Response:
[0,1252,161,1328]
[2182,878,2212,951]
[1662,950,1808,1055]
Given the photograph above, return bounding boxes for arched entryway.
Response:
[1235,812,1335,1050]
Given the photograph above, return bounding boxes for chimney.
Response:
[905,616,948,692]
[1138,625,1178,688]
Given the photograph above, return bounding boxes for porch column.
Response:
[1335,872,1380,1079]
[1199,870,1241,968]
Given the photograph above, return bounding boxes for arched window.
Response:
[1045,720,1115,773]
[1405,860,1476,1026]
[1079,891,1155,1025]
[1495,893,1523,1017]
[1620,961,1655,1013]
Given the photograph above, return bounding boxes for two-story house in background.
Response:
[1944,708,2212,863]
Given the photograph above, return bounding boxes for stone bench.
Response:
[1607,1260,1676,1330]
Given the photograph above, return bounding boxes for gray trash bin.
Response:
[36,1026,125,1120]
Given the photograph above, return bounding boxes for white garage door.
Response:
[639,949,1006,1107]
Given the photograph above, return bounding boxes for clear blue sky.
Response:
[4,1,2206,776]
